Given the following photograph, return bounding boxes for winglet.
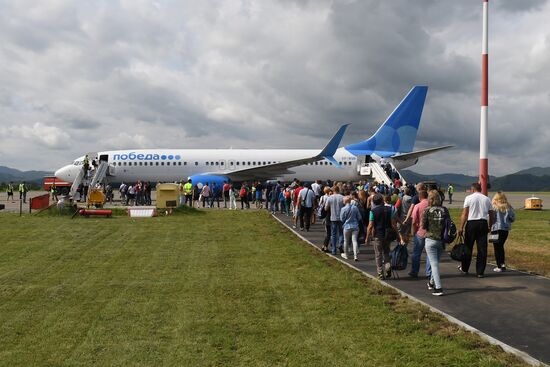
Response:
[319,124,349,162]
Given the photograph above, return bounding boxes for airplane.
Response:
[54,86,452,188]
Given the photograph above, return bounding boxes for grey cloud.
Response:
[496,0,547,13]
[0,0,549,175]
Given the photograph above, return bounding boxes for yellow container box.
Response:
[525,197,543,210]
[156,183,179,209]
[87,189,106,208]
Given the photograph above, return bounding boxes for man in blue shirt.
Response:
[340,196,363,261]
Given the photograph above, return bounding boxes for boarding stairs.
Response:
[357,162,406,186]
[89,161,109,188]
[68,168,86,198]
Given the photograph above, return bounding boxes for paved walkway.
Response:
[273,213,550,366]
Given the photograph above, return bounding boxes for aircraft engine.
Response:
[189,174,229,189]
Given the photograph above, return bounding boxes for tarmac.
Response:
[272,213,550,366]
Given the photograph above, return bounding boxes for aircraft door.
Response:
[228,160,236,170]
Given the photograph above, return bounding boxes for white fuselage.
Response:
[55,147,370,184]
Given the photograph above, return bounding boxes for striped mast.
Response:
[479,0,489,195]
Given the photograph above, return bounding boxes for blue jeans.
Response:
[330,221,344,254]
[425,238,444,289]
[411,234,431,277]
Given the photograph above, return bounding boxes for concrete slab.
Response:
[273,213,550,365]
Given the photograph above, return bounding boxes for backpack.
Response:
[239,187,247,198]
[442,209,457,244]
[390,243,408,270]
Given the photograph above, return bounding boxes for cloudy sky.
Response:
[1,0,549,176]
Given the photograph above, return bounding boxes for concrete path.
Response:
[273,213,550,366]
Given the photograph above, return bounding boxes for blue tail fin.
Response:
[345,86,428,157]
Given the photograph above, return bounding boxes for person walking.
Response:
[490,192,515,272]
[223,181,230,208]
[340,196,363,261]
[239,182,250,209]
[210,182,221,208]
[184,179,193,207]
[7,182,15,202]
[422,190,449,296]
[324,185,345,255]
[18,181,28,203]
[319,187,332,252]
[228,184,237,210]
[298,183,316,231]
[366,194,402,279]
[458,183,495,278]
[50,183,58,202]
[409,190,431,279]
[447,184,454,204]
[200,183,210,208]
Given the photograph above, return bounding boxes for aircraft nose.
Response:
[55,165,73,181]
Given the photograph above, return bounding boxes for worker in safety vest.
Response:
[83,154,90,177]
[184,179,193,206]
[50,183,58,201]
[7,182,15,201]
[19,181,28,203]
[447,184,454,204]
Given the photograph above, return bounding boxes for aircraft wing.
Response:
[203,124,349,181]
[390,145,454,161]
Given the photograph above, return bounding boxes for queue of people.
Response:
[163,178,512,298]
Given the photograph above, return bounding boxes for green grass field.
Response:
[449,209,550,276]
[0,210,528,366]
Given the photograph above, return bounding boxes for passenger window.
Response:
[216,162,219,165]
[184,162,187,165]
[161,162,164,166]
[206,162,209,166]
[195,162,198,166]
[167,162,171,166]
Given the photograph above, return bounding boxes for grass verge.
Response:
[0,211,528,366]
[449,209,550,276]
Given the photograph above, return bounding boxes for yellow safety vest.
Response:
[183,183,193,195]
[18,184,25,192]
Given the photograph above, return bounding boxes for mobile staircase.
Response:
[357,161,406,186]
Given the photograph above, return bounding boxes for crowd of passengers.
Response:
[191,179,513,297]
[114,178,514,297]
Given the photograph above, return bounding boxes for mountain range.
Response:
[401,167,550,192]
[1,165,550,192]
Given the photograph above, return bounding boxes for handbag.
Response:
[488,230,499,243]
[450,234,471,262]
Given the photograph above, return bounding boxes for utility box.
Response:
[156,183,179,209]
[87,189,106,208]
[525,196,543,210]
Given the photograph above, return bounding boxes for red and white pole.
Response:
[479,0,489,195]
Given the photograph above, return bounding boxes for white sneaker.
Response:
[341,253,349,259]
[493,267,502,272]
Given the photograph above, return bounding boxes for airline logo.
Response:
[113,152,182,161]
